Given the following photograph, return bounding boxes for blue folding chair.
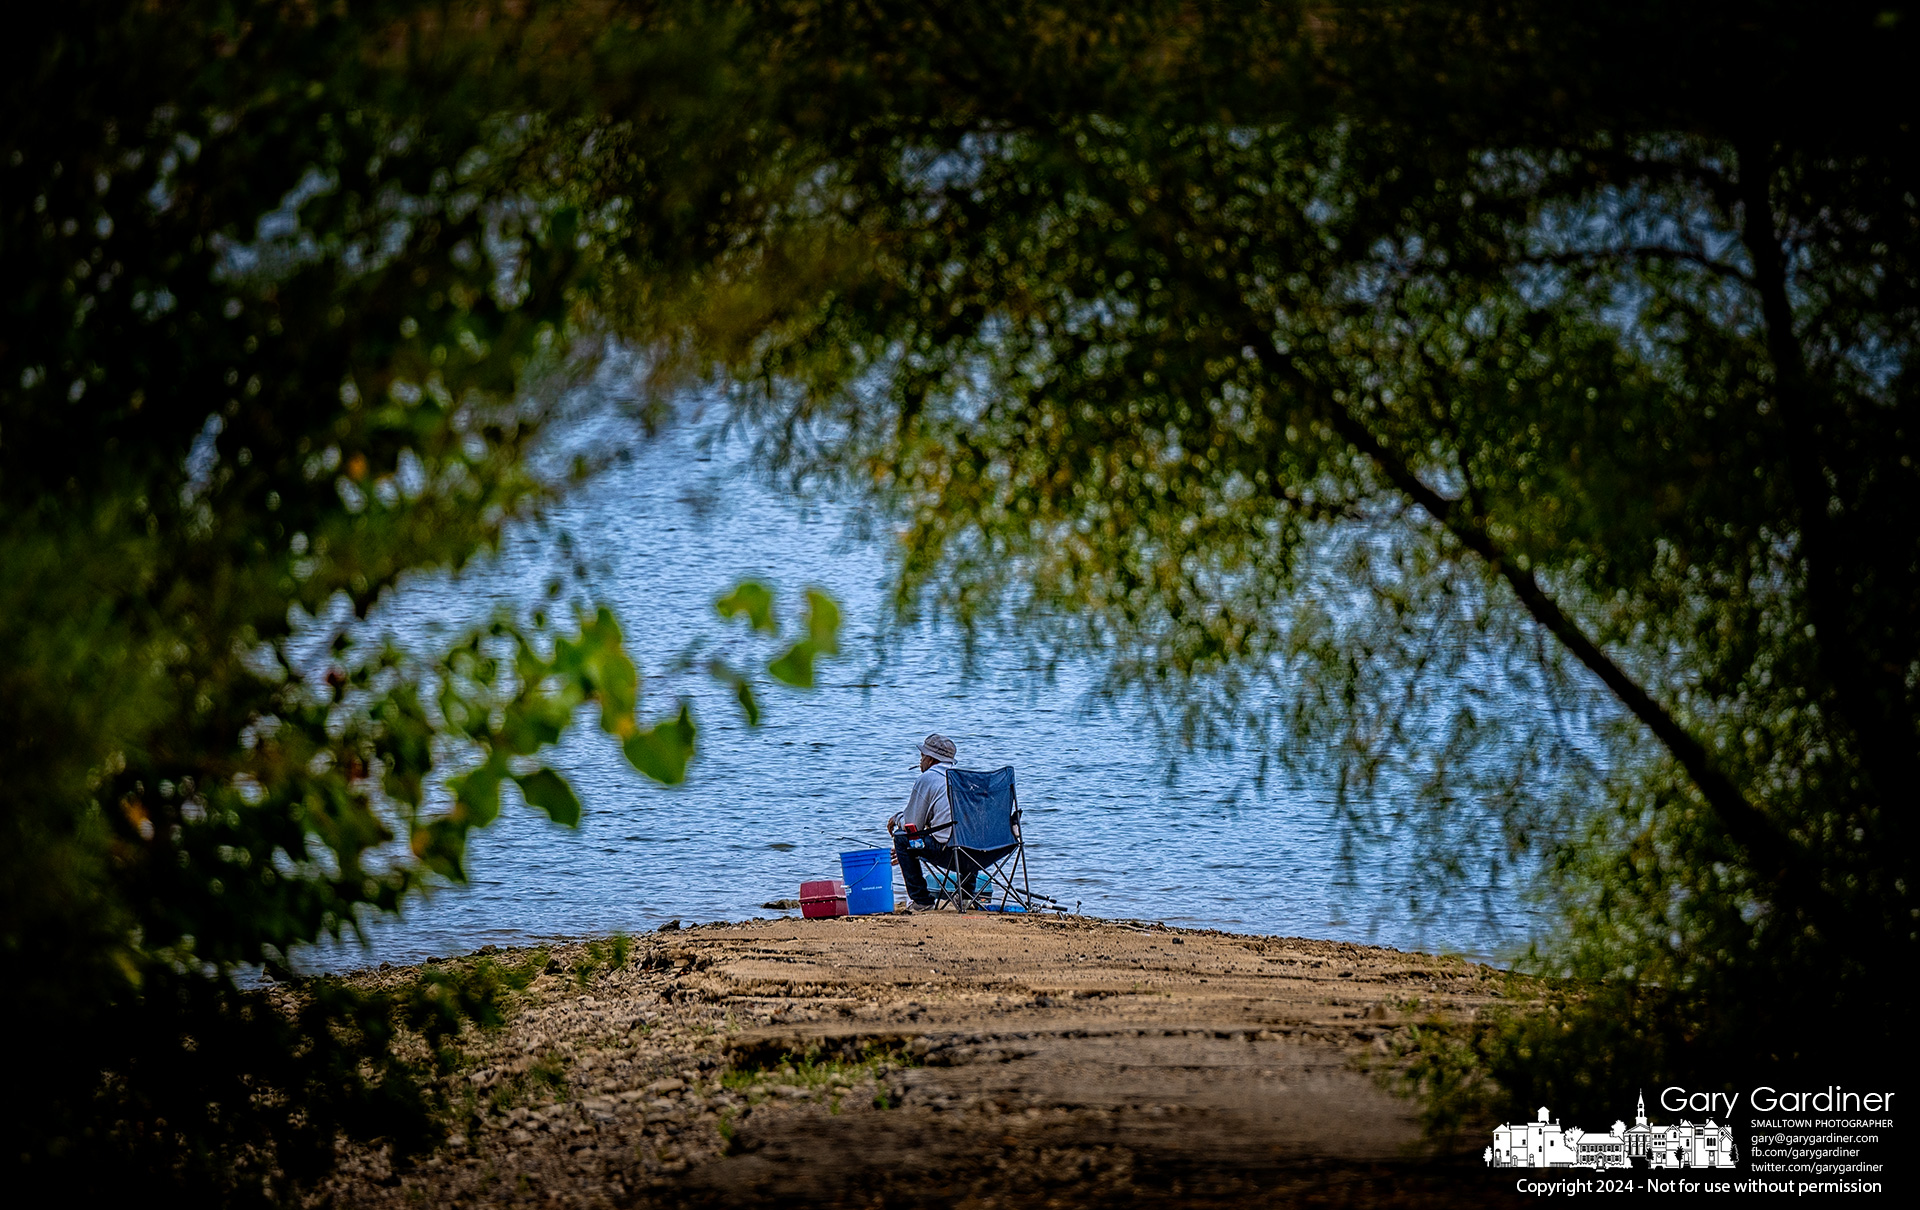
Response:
[923,766,1047,912]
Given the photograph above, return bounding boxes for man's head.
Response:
[918,732,957,771]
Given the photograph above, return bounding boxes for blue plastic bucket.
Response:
[839,848,895,916]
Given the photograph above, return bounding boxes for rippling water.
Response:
[309,402,1549,971]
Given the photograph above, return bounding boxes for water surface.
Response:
[316,406,1547,970]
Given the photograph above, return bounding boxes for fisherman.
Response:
[888,732,961,910]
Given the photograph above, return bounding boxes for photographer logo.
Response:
[1487,1092,1738,1170]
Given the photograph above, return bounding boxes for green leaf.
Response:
[705,657,762,726]
[512,768,582,827]
[734,677,762,727]
[804,588,841,655]
[499,694,568,755]
[438,680,478,737]
[768,592,840,685]
[716,580,779,633]
[767,638,817,687]
[374,685,434,808]
[580,606,640,733]
[621,701,697,785]
[449,759,503,828]
[512,625,547,687]
[411,818,469,883]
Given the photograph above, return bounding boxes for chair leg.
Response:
[971,846,1029,913]
[934,846,1038,914]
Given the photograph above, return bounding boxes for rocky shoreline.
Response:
[313,913,1533,1208]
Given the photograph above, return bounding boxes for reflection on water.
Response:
[311,409,1548,971]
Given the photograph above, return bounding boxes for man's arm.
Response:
[897,772,938,834]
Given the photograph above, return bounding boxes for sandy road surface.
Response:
[319,913,1529,1208]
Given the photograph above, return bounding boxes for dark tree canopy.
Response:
[3,1,828,1195]
[4,0,1913,1196]
[620,0,1918,1117]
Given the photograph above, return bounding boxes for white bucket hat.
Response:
[918,733,957,763]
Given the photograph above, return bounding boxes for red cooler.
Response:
[800,879,848,918]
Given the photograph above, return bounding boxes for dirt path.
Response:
[318,914,1530,1208]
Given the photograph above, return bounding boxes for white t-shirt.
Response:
[890,762,954,839]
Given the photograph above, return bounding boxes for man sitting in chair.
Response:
[888,732,960,911]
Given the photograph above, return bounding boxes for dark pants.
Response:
[894,833,963,905]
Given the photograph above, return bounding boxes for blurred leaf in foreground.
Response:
[512,768,583,828]
[0,2,828,1198]
[715,580,779,633]
[768,589,844,687]
[621,702,698,786]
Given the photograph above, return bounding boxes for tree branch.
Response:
[1218,300,1850,936]
[1059,126,1847,929]
[1734,141,1916,840]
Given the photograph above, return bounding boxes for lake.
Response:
[310,390,1551,971]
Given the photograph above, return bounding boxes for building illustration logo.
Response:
[1487,1092,1738,1169]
